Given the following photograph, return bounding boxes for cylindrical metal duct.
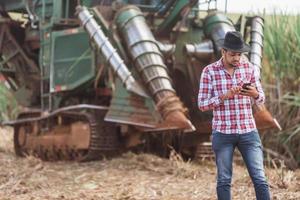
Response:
[115,6,194,130]
[249,17,281,131]
[115,6,174,99]
[203,13,235,53]
[249,16,264,75]
[77,6,147,97]
[156,41,176,58]
[185,40,214,62]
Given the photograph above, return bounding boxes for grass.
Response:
[0,84,18,122]
[263,12,300,166]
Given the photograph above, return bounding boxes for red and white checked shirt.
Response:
[198,57,265,134]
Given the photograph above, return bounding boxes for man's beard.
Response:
[229,63,238,68]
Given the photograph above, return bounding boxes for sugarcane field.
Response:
[1,0,300,200]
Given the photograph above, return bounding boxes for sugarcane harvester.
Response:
[0,0,278,161]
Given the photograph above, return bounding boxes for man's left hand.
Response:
[239,85,259,99]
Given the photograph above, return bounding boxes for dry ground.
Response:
[0,127,299,200]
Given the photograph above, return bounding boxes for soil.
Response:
[0,127,299,200]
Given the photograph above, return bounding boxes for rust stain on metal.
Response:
[17,121,90,152]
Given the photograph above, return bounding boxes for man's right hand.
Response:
[220,86,242,102]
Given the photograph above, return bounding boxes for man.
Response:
[198,31,270,200]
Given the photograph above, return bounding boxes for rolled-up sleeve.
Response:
[198,67,222,111]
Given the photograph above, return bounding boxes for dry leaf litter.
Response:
[0,127,299,200]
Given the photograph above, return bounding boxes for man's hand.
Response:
[239,85,259,98]
[220,86,242,101]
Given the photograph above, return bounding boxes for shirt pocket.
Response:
[238,75,251,86]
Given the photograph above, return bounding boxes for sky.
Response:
[216,0,300,15]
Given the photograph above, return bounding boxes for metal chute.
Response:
[115,5,194,130]
[77,6,148,97]
[249,16,264,75]
[248,16,282,131]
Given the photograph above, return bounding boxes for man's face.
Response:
[222,49,242,68]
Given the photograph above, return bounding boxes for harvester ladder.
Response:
[40,26,52,111]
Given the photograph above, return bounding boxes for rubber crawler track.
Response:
[13,109,120,161]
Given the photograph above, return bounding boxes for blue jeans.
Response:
[212,130,270,200]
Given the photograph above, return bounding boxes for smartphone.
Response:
[242,83,251,89]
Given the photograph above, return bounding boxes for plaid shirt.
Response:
[198,57,265,134]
